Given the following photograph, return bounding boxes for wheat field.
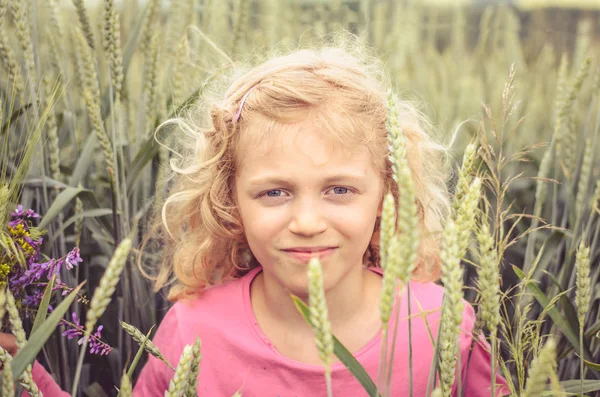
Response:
[0,1,600,396]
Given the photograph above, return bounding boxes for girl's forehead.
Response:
[236,119,370,170]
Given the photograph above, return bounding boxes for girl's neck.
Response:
[251,265,382,337]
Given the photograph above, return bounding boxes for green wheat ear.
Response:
[307,257,334,397]
[165,345,194,397]
[120,320,175,371]
[523,338,558,397]
[85,238,133,336]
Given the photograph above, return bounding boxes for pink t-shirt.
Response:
[29,266,509,396]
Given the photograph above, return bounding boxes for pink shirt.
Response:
[30,266,509,396]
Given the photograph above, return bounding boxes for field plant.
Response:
[0,0,599,396]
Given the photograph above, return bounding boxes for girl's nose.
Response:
[288,198,327,237]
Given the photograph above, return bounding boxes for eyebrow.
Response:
[246,173,368,188]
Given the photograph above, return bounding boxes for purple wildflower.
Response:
[61,313,112,356]
[62,312,83,340]
[11,205,40,219]
[64,247,83,270]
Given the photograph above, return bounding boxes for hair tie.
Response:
[234,85,258,123]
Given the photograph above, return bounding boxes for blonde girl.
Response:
[20,37,507,396]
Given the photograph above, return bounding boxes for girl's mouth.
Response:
[282,247,337,262]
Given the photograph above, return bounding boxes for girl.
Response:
[18,39,508,396]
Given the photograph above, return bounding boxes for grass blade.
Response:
[560,379,600,393]
[30,274,56,335]
[11,281,86,380]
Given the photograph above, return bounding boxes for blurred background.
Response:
[2,0,600,395]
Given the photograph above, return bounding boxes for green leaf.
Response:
[68,133,98,186]
[582,358,600,371]
[48,208,113,246]
[291,294,380,397]
[31,275,56,336]
[543,270,581,337]
[560,379,600,393]
[11,281,86,380]
[513,265,594,363]
[38,185,91,228]
[38,186,112,234]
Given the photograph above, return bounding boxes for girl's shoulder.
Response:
[163,266,261,332]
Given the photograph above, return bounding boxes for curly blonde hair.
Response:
[143,36,452,301]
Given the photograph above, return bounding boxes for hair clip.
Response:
[234,85,258,123]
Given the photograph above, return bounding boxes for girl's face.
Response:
[234,120,384,296]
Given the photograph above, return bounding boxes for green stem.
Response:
[408,284,413,397]
[71,335,89,396]
[491,332,496,397]
[326,370,333,397]
[377,327,389,396]
[384,291,402,397]
[580,324,584,397]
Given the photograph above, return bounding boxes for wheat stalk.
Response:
[308,257,334,397]
[438,219,464,397]
[575,240,591,397]
[6,288,27,347]
[103,0,123,103]
[438,177,481,397]
[476,215,501,397]
[9,0,36,93]
[140,0,159,53]
[0,346,41,397]
[143,30,161,132]
[0,346,14,396]
[85,238,132,335]
[379,90,420,397]
[533,140,553,220]
[185,337,202,397]
[575,138,593,222]
[560,56,591,180]
[0,1,25,102]
[120,320,175,371]
[476,217,501,334]
[171,36,189,107]
[0,184,10,230]
[165,345,194,397]
[73,238,132,395]
[42,75,61,183]
[452,143,477,218]
[118,372,132,397]
[75,195,84,247]
[72,0,95,50]
[73,25,115,172]
[379,193,396,272]
[523,338,558,397]
[46,0,64,42]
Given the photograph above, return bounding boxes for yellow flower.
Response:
[0,263,10,286]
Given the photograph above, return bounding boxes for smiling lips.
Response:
[282,247,338,262]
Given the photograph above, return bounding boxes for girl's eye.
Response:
[266,190,283,197]
[332,187,349,195]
